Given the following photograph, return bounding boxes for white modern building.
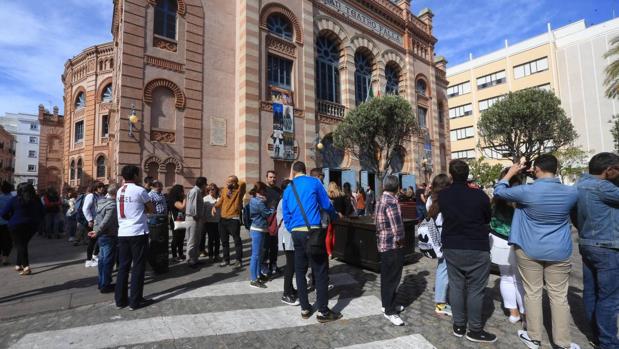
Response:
[447,18,619,162]
[0,113,41,186]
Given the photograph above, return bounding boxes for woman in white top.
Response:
[426,174,452,317]
[202,184,221,262]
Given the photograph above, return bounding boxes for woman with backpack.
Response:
[490,168,525,324]
[426,173,453,317]
[248,182,273,289]
[0,183,44,275]
[168,185,187,262]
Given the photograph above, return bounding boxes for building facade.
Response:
[447,18,619,162]
[0,126,16,184]
[37,105,65,190]
[62,43,114,190]
[0,113,40,186]
[65,0,449,190]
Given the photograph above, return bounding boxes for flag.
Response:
[366,80,374,102]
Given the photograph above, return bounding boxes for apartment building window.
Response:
[30,123,38,130]
[101,115,109,138]
[28,150,36,158]
[514,57,548,79]
[29,136,38,144]
[74,121,84,144]
[482,147,509,159]
[479,95,506,112]
[27,164,36,172]
[447,81,471,98]
[535,83,551,91]
[477,70,506,89]
[451,149,476,160]
[450,127,475,141]
[417,106,427,129]
[267,54,293,91]
[449,103,473,119]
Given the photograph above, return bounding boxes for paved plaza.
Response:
[0,230,593,349]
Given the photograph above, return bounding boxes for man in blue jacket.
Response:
[575,152,619,349]
[282,161,339,322]
[494,154,578,349]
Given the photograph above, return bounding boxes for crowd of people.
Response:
[0,151,616,348]
[396,153,617,348]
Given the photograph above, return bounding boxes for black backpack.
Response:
[74,194,89,226]
[242,203,252,230]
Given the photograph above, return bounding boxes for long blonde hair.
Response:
[327,181,343,199]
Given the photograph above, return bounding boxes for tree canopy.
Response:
[332,95,419,180]
[604,36,619,99]
[468,157,504,187]
[477,89,577,162]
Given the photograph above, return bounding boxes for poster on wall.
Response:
[269,102,296,161]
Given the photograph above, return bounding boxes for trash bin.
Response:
[148,214,169,274]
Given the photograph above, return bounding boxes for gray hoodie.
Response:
[94,198,118,237]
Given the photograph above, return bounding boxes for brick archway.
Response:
[146,0,186,16]
[260,3,303,45]
[143,79,186,109]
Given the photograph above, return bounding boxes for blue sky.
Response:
[0,0,618,116]
[413,0,619,67]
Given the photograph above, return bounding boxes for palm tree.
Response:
[604,36,619,98]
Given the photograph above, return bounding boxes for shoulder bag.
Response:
[290,181,326,256]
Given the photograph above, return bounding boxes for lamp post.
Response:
[128,104,139,137]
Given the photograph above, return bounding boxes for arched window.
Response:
[315,35,340,104]
[70,160,76,180]
[385,64,400,95]
[147,162,159,180]
[354,51,373,106]
[75,92,85,109]
[164,163,176,187]
[154,0,177,39]
[416,78,427,96]
[77,158,83,180]
[266,14,293,41]
[101,84,112,102]
[96,156,106,178]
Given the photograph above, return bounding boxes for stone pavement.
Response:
[0,230,594,349]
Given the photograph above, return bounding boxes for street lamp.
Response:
[128,104,139,136]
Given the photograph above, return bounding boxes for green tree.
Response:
[478,89,577,162]
[604,36,619,98]
[333,95,420,183]
[552,146,589,183]
[468,157,504,187]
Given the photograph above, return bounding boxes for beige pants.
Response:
[515,248,572,347]
[185,216,201,264]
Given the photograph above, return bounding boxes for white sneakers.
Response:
[84,259,98,268]
[383,313,405,326]
[509,315,521,324]
[517,330,581,349]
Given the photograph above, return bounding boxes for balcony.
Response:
[317,100,346,124]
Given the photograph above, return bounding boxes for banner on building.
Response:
[269,102,297,161]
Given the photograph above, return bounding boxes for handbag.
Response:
[172,211,187,230]
[416,217,442,259]
[290,181,326,256]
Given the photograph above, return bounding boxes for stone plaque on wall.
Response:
[210,117,226,146]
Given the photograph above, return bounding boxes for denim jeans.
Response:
[97,235,117,290]
[416,205,427,221]
[66,216,77,238]
[292,230,329,313]
[249,230,265,281]
[580,245,619,348]
[434,257,449,303]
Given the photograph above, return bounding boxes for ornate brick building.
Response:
[37,105,64,189]
[62,43,114,189]
[65,0,449,189]
[0,125,15,184]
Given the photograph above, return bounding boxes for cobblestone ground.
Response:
[0,231,593,349]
